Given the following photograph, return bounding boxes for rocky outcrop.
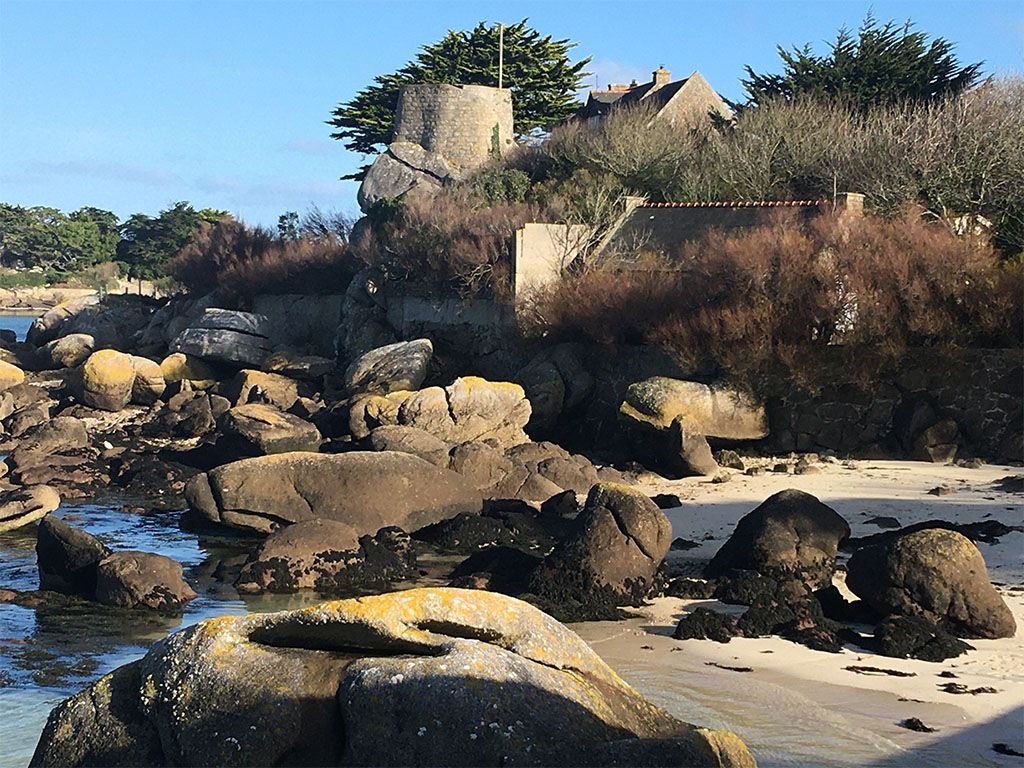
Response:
[170,308,271,367]
[262,350,334,380]
[80,349,136,411]
[349,376,531,449]
[344,338,433,396]
[185,451,483,534]
[158,352,217,390]
[846,528,1015,639]
[39,333,95,369]
[26,295,99,346]
[0,359,26,391]
[0,485,61,533]
[219,403,322,456]
[222,369,302,409]
[705,489,851,591]
[94,551,197,611]
[516,344,594,433]
[129,356,166,405]
[31,588,754,768]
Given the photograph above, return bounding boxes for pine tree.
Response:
[741,14,983,110]
[328,20,590,179]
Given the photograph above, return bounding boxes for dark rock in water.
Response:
[705,489,850,591]
[94,551,197,612]
[992,743,1024,757]
[36,516,110,597]
[529,483,671,617]
[874,615,974,662]
[673,607,738,643]
[30,588,755,768]
[865,516,901,529]
[669,537,700,551]
[449,546,543,594]
[235,521,415,595]
[847,528,1015,639]
[665,578,716,599]
[650,493,682,509]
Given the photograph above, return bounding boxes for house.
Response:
[577,67,733,126]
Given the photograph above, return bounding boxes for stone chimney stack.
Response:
[652,66,671,86]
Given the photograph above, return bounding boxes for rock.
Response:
[220,403,322,456]
[81,349,136,411]
[351,376,531,448]
[94,551,197,611]
[913,418,959,463]
[222,369,301,410]
[160,394,215,438]
[5,402,52,438]
[26,295,99,346]
[31,588,754,768]
[262,350,334,380]
[170,308,271,367]
[367,425,450,466]
[0,486,61,533]
[715,449,745,470]
[531,483,672,607]
[874,615,974,662]
[706,489,851,591]
[534,456,599,494]
[447,441,519,492]
[0,359,26,392]
[846,528,1015,639]
[235,522,415,594]
[620,377,768,440]
[129,356,165,405]
[670,418,719,476]
[12,415,89,455]
[39,333,95,369]
[36,516,111,597]
[158,352,217,390]
[517,359,564,433]
[673,607,739,642]
[344,338,433,396]
[185,451,483,534]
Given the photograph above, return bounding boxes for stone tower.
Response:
[357,84,514,213]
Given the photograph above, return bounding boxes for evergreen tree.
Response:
[329,20,590,178]
[117,202,230,280]
[741,14,983,110]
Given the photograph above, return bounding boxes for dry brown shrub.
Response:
[519,210,1021,393]
[168,219,356,298]
[355,190,546,298]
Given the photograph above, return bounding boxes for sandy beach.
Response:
[576,459,1024,767]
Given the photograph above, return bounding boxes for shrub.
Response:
[519,210,1021,393]
[354,190,547,298]
[167,219,357,298]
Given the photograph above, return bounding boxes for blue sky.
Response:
[1,0,1021,227]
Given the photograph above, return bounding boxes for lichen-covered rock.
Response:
[846,527,1015,639]
[620,377,768,439]
[81,349,135,411]
[0,485,61,533]
[220,403,322,455]
[40,333,95,369]
[130,356,165,405]
[94,551,197,611]
[170,308,271,367]
[0,359,26,392]
[222,368,301,409]
[31,588,754,768]
[185,451,483,534]
[344,338,433,396]
[158,352,217,390]
[705,489,851,590]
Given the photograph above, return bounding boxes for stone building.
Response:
[577,67,733,126]
[357,84,514,212]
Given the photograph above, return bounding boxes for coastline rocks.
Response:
[874,614,974,662]
[531,483,672,611]
[0,359,26,391]
[31,588,754,768]
[262,350,334,380]
[220,403,322,456]
[350,376,531,448]
[705,489,851,591]
[344,338,433,396]
[185,451,483,534]
[81,349,136,411]
[846,528,1016,639]
[129,356,166,406]
[26,295,99,346]
[0,485,61,533]
[368,424,450,466]
[620,378,768,439]
[235,522,416,594]
[158,352,216,390]
[223,369,302,410]
[94,551,197,611]
[36,516,111,596]
[170,308,271,367]
[39,333,95,369]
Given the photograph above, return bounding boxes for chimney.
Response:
[652,66,671,86]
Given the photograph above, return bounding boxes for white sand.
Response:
[578,459,1024,767]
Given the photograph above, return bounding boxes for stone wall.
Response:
[512,223,590,304]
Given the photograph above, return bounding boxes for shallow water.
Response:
[0,313,37,342]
